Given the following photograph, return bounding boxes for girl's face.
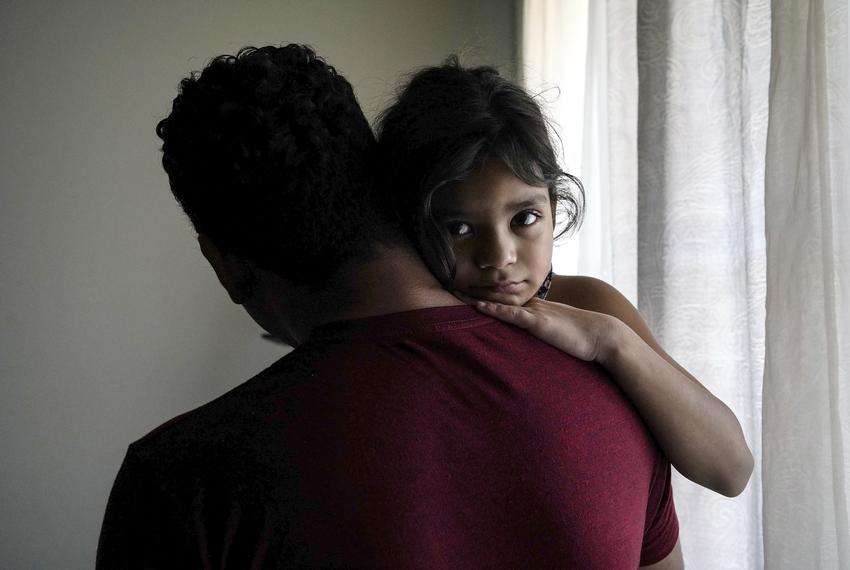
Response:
[433,160,554,306]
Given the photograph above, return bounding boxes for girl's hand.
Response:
[454,291,618,363]
[461,277,754,497]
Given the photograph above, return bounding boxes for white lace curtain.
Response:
[520,1,850,568]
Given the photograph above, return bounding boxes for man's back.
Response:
[97,306,678,568]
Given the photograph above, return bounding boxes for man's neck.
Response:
[249,244,462,346]
[330,245,463,322]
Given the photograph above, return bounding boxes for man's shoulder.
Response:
[128,393,244,472]
[128,356,302,466]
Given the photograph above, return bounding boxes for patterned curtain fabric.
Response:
[636,1,769,566]
[763,1,850,567]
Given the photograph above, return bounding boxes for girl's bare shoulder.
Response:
[548,275,658,348]
[547,275,626,314]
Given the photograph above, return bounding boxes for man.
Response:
[97,44,682,568]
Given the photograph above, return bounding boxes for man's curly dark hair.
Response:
[156,44,387,288]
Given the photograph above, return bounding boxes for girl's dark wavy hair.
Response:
[375,57,585,287]
[156,44,385,288]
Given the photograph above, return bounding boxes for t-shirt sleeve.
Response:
[639,454,679,566]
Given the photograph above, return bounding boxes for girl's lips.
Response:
[473,281,525,294]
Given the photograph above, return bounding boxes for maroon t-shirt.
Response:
[97,305,678,568]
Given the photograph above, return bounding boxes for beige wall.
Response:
[0,1,515,567]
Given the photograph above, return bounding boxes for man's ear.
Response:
[197,233,255,304]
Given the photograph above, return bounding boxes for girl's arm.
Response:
[459,275,753,497]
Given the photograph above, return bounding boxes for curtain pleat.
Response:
[636,1,768,567]
[763,1,850,567]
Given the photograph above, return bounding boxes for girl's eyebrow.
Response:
[436,193,549,217]
[506,194,549,210]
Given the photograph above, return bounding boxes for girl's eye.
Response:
[446,221,472,237]
[513,211,541,227]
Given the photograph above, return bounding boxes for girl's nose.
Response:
[474,231,517,269]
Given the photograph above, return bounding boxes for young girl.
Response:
[376,59,753,497]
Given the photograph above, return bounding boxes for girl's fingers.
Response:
[472,300,537,329]
[451,290,539,329]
